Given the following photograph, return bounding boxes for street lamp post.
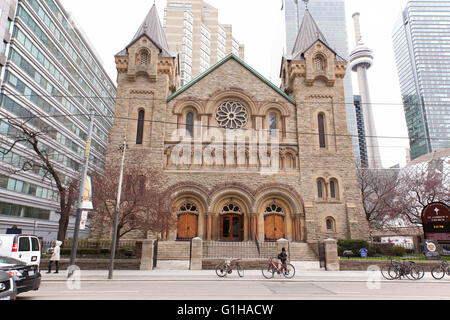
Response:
[69,112,95,276]
[108,136,127,280]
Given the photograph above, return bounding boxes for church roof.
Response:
[288,9,345,62]
[116,4,175,58]
[167,54,296,105]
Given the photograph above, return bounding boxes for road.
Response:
[17,272,450,300]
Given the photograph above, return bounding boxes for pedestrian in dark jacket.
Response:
[278,247,287,273]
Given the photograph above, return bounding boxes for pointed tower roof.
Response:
[289,9,345,62]
[116,4,175,58]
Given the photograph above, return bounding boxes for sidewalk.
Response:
[40,269,443,283]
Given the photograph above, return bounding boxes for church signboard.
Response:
[421,202,450,242]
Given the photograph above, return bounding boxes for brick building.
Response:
[105,5,369,244]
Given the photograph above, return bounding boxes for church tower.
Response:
[281,8,369,240]
[106,4,179,168]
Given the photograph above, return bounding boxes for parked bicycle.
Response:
[431,260,450,280]
[261,257,295,279]
[215,259,244,278]
[380,258,425,280]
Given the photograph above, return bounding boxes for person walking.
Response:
[47,240,62,274]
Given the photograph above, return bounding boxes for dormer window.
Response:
[139,50,149,66]
[315,56,324,71]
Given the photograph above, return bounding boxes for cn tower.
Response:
[349,13,382,168]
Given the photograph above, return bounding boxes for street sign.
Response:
[360,248,367,258]
[421,202,450,242]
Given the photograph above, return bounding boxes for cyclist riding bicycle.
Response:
[278,247,288,274]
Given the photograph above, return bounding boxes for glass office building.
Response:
[0,0,116,240]
[282,0,360,165]
[392,0,450,161]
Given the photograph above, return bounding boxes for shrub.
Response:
[392,246,406,257]
[337,239,369,257]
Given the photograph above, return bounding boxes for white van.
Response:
[0,235,41,268]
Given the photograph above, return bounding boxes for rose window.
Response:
[215,101,249,129]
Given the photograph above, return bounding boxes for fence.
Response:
[202,241,278,259]
[41,239,139,254]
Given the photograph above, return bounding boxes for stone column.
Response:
[140,240,155,270]
[190,237,203,270]
[324,238,339,271]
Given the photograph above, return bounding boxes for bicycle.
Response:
[380,258,424,280]
[215,259,244,278]
[431,260,450,280]
[261,257,295,279]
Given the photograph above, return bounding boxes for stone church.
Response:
[105,5,370,244]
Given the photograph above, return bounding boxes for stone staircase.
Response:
[289,242,319,261]
[155,241,191,269]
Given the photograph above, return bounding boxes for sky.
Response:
[60,0,410,168]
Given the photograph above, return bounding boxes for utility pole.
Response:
[108,136,127,280]
[69,112,95,275]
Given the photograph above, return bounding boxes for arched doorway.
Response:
[176,203,199,240]
[220,203,244,241]
[263,203,285,240]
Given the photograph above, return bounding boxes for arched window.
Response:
[186,112,194,137]
[317,179,325,199]
[318,113,326,148]
[330,179,339,199]
[315,56,324,71]
[140,50,149,66]
[269,113,278,138]
[326,217,335,232]
[136,110,145,145]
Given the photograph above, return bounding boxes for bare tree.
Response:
[90,165,175,245]
[0,116,79,240]
[388,160,450,225]
[356,167,399,230]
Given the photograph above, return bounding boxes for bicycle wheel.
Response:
[262,264,275,279]
[413,265,425,280]
[387,265,400,280]
[431,266,446,280]
[236,263,244,278]
[283,263,295,279]
[381,264,396,280]
[215,264,227,277]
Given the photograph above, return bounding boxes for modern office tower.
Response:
[354,95,368,168]
[282,0,360,165]
[163,0,245,86]
[393,0,450,161]
[0,0,18,84]
[350,12,382,168]
[0,0,116,240]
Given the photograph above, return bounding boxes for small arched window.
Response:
[317,179,325,199]
[136,110,145,145]
[140,50,149,66]
[326,217,335,232]
[318,113,326,148]
[186,112,194,137]
[330,179,339,199]
[315,56,324,71]
[269,113,277,138]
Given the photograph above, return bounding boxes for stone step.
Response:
[289,243,319,261]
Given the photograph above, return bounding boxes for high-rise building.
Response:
[282,0,360,165]
[0,0,116,240]
[0,0,18,83]
[392,0,450,161]
[163,0,245,86]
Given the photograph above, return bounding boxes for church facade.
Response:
[104,5,370,243]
